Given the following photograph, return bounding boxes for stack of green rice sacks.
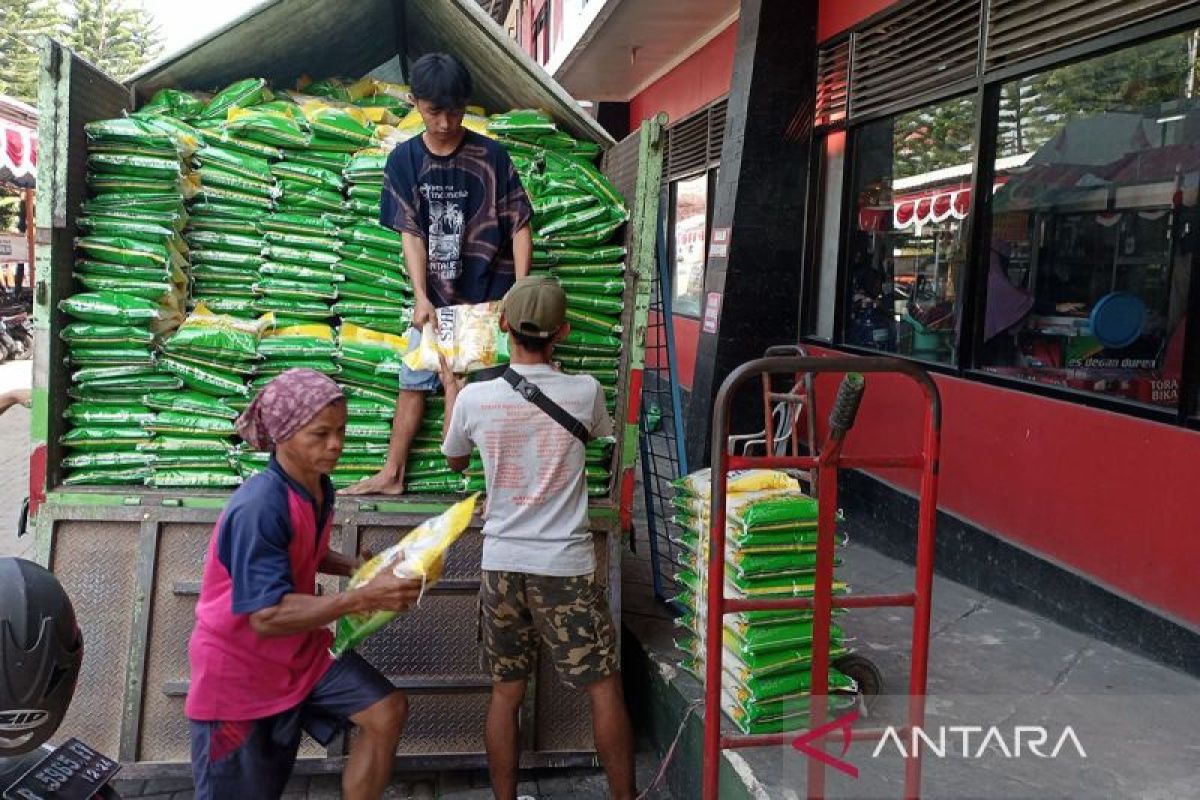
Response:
[57,80,631,498]
[328,323,402,489]
[59,116,196,485]
[337,150,413,334]
[150,310,268,488]
[670,468,858,735]
[140,86,274,320]
[489,109,627,496]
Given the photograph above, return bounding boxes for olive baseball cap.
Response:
[501,276,566,338]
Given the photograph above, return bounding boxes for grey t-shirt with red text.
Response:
[442,364,614,576]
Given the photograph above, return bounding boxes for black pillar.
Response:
[683,0,820,469]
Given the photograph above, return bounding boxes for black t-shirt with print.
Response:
[380,130,533,308]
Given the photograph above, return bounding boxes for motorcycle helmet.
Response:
[0,558,83,755]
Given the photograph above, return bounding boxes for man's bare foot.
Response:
[342,470,406,496]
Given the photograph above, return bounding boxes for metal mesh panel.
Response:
[51,521,138,755]
[850,0,981,118]
[395,692,491,755]
[358,593,485,679]
[139,523,209,762]
[533,640,593,751]
[986,0,1195,70]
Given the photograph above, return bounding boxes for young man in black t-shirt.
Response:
[345,53,533,496]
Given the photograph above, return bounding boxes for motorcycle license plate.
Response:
[3,739,120,800]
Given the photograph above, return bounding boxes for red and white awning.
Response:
[0,118,37,187]
[894,183,973,229]
[857,178,1011,234]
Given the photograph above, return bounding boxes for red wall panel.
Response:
[628,23,739,127]
[647,312,701,390]
[818,0,899,41]
[805,346,1200,629]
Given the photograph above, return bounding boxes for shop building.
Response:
[522,0,1200,668]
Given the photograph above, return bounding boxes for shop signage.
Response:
[702,291,723,334]
[709,227,731,259]
[0,234,29,263]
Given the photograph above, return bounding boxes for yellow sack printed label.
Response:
[403,302,506,374]
[675,468,800,501]
[341,321,407,352]
[265,322,336,341]
[331,494,479,657]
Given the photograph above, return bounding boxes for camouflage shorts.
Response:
[478,570,618,690]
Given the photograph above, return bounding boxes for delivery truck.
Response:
[29,0,664,777]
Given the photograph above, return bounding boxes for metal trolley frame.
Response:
[701,355,942,800]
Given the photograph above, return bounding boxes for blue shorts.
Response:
[399,326,440,392]
[188,651,396,799]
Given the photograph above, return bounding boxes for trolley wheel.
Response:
[833,653,884,713]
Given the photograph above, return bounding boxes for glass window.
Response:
[980,30,1199,411]
[671,173,709,317]
[842,96,977,363]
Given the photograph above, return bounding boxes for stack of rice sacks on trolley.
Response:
[672,468,859,735]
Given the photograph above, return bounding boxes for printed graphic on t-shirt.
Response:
[422,185,469,280]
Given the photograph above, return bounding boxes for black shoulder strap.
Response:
[502,367,591,444]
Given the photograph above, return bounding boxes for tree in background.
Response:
[0,0,66,104]
[0,0,162,105]
[64,0,163,83]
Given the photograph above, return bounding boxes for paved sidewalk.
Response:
[622,534,1200,799]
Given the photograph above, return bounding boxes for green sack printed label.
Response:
[67,348,156,367]
[139,436,234,454]
[194,144,274,182]
[252,298,333,320]
[270,162,343,192]
[564,307,622,336]
[60,426,154,448]
[77,217,178,244]
[337,222,402,253]
[160,357,250,397]
[64,404,155,426]
[77,236,171,268]
[148,469,243,488]
[262,230,342,253]
[146,411,237,436]
[186,231,265,254]
[336,244,402,272]
[263,244,340,267]
[61,323,156,345]
[285,149,353,172]
[143,391,239,420]
[224,111,311,149]
[258,212,337,237]
[62,450,155,469]
[74,260,172,282]
[201,78,270,120]
[260,262,342,284]
[198,166,279,199]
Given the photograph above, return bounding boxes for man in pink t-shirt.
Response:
[187,371,422,799]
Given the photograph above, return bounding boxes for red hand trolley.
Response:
[701,355,942,800]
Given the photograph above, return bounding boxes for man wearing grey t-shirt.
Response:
[440,277,634,800]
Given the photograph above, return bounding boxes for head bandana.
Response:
[236,368,344,450]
